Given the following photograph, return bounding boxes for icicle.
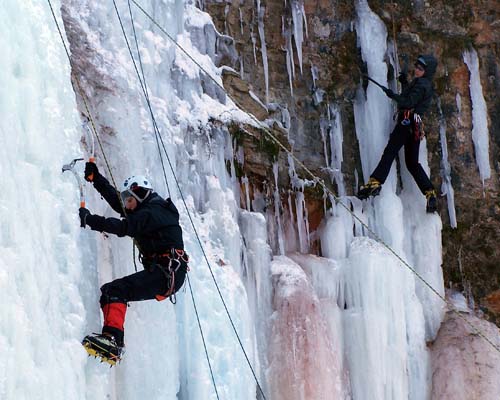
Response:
[256,3,269,104]
[273,163,285,255]
[282,16,295,97]
[290,0,307,75]
[250,26,258,65]
[437,98,457,228]
[311,63,319,89]
[224,4,230,34]
[288,154,309,253]
[320,116,330,168]
[456,93,462,125]
[239,55,245,78]
[329,104,346,196]
[242,175,251,211]
[463,47,491,183]
[239,7,244,35]
[281,106,291,130]
[295,189,309,253]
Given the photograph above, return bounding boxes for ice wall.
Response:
[0,1,90,398]
[238,210,274,394]
[463,48,491,183]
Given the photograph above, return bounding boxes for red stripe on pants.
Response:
[102,303,127,331]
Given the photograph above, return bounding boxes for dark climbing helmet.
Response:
[415,54,438,79]
[121,175,153,203]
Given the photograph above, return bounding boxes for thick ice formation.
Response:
[354,0,394,184]
[431,299,500,400]
[355,0,444,342]
[238,210,274,393]
[0,1,88,398]
[463,48,491,183]
[314,235,430,400]
[267,256,345,400]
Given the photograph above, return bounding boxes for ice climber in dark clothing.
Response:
[357,54,439,213]
[79,161,188,364]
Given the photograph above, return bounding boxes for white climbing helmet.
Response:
[121,175,153,203]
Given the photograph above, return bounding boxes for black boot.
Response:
[357,177,382,200]
[82,333,124,366]
[425,190,438,213]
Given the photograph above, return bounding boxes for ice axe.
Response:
[62,158,86,226]
[362,74,389,92]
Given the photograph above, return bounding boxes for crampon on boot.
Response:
[425,190,438,213]
[82,333,123,366]
[357,177,382,200]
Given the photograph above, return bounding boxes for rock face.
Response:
[203,0,500,322]
[430,309,500,399]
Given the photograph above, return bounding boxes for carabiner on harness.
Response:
[401,110,411,126]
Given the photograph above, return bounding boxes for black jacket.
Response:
[390,54,437,116]
[86,173,184,255]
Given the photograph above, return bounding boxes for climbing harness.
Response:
[400,110,425,141]
[142,249,190,303]
[413,113,425,141]
[401,109,411,126]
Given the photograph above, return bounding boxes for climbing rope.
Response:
[389,3,399,79]
[187,274,220,400]
[111,1,267,397]
[128,0,500,354]
[126,0,172,198]
[46,0,122,199]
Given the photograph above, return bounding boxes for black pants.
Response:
[371,121,434,194]
[100,261,188,305]
[99,260,187,344]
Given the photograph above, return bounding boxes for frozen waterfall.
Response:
[2,0,499,399]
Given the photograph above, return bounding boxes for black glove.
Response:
[398,72,408,85]
[383,87,395,98]
[79,207,91,228]
[84,162,99,182]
